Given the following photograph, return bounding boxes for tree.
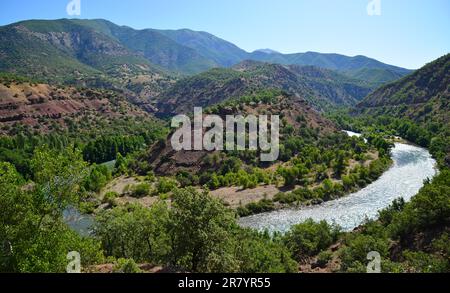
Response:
[30,145,88,211]
[168,188,238,272]
[0,148,102,273]
[84,164,111,193]
[114,153,128,175]
[340,234,389,272]
[234,229,297,273]
[95,203,170,264]
[333,151,348,178]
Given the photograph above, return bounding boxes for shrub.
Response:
[103,191,119,206]
[156,177,178,194]
[84,164,111,193]
[237,200,275,217]
[340,234,389,272]
[113,258,142,273]
[283,219,340,259]
[131,183,151,198]
[402,251,449,273]
[316,250,332,268]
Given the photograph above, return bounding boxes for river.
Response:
[239,141,437,232]
[64,206,95,237]
[65,135,438,235]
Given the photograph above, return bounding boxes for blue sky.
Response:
[1,0,449,69]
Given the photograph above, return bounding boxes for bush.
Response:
[103,191,119,206]
[113,258,142,273]
[131,183,151,198]
[340,234,389,272]
[402,251,449,273]
[316,250,332,268]
[237,199,275,217]
[79,201,98,214]
[378,198,405,225]
[84,164,111,193]
[283,219,340,259]
[95,203,171,263]
[388,170,450,238]
[234,229,297,273]
[156,177,178,194]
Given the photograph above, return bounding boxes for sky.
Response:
[0,0,449,69]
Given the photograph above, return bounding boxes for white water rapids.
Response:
[239,140,437,232]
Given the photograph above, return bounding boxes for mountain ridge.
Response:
[0,19,412,84]
[356,53,449,125]
[156,60,375,115]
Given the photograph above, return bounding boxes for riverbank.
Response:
[238,142,437,232]
[233,151,391,217]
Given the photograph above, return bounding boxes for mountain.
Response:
[157,29,248,67]
[0,19,175,104]
[253,49,281,55]
[74,20,219,74]
[248,51,413,85]
[0,19,411,85]
[356,54,449,125]
[156,60,375,116]
[0,19,220,79]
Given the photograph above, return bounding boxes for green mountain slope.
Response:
[0,19,166,83]
[344,67,406,85]
[0,21,103,84]
[0,19,179,107]
[249,51,412,85]
[0,19,412,83]
[0,19,218,77]
[78,19,218,75]
[157,60,375,115]
[157,29,248,67]
[355,54,449,167]
[356,54,449,125]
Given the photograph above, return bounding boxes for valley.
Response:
[0,17,448,274]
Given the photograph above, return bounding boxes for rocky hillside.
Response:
[0,19,176,107]
[0,74,154,135]
[146,91,336,176]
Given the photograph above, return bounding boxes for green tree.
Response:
[0,148,102,273]
[95,203,171,264]
[168,188,238,272]
[84,164,111,192]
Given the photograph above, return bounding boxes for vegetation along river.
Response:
[65,133,437,235]
[239,140,437,232]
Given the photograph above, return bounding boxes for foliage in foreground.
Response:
[0,147,103,272]
[95,188,298,273]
